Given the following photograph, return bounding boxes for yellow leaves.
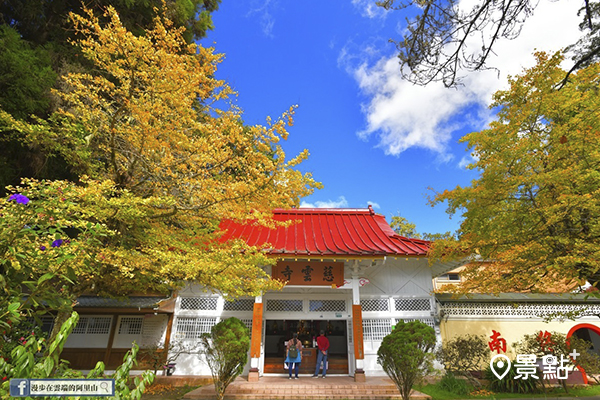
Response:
[34,5,323,297]
[431,53,600,293]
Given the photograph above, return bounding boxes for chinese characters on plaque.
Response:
[272,261,344,286]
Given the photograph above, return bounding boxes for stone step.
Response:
[197,395,407,400]
[224,389,401,395]
[182,376,431,400]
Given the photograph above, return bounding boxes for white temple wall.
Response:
[358,258,436,375]
[170,259,438,377]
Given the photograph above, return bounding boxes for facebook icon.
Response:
[9,379,30,397]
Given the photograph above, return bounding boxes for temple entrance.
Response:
[263,319,349,374]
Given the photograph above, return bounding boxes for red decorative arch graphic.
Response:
[566,323,600,385]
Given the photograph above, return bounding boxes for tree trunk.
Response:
[49,310,72,351]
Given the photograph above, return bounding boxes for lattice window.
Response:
[179,297,218,311]
[73,316,111,335]
[397,318,436,329]
[118,317,143,335]
[174,317,217,340]
[223,299,255,311]
[266,299,303,312]
[88,317,112,334]
[361,299,389,312]
[309,300,346,312]
[395,298,431,311]
[441,302,600,318]
[72,318,87,334]
[363,319,393,341]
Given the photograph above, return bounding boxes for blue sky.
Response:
[200,0,581,236]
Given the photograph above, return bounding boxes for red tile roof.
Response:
[218,206,431,257]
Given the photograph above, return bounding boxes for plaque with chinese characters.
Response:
[272,261,344,286]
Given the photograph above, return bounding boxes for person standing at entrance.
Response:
[313,330,329,378]
[285,332,302,379]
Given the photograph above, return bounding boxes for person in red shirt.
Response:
[313,330,330,378]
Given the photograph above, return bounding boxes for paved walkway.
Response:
[182,375,430,400]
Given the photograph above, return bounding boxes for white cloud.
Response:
[352,0,389,19]
[458,153,478,170]
[344,0,582,163]
[366,201,381,209]
[246,0,277,38]
[300,196,349,208]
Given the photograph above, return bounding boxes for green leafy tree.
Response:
[200,318,250,400]
[0,25,56,120]
[390,215,422,238]
[429,53,600,292]
[377,0,600,87]
[0,312,154,400]
[0,0,219,46]
[377,320,436,400]
[436,334,489,387]
[390,214,454,241]
[0,180,117,342]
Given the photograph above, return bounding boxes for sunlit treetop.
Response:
[1,5,321,300]
[429,52,600,293]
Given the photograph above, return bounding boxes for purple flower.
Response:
[8,194,29,205]
[39,245,46,251]
[51,239,63,248]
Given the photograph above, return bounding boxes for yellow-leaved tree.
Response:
[428,52,600,293]
[1,4,320,315]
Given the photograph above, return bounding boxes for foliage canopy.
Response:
[0,6,320,302]
[0,0,221,194]
[429,53,600,292]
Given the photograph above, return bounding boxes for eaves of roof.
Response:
[75,296,169,309]
[218,207,431,257]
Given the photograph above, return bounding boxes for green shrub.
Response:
[377,320,436,400]
[513,330,598,393]
[436,334,489,387]
[438,371,472,395]
[200,317,250,400]
[485,359,540,394]
[0,312,154,400]
[0,317,47,364]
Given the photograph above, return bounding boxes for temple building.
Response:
[60,206,600,383]
[168,206,459,380]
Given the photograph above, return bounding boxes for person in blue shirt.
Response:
[285,332,302,379]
